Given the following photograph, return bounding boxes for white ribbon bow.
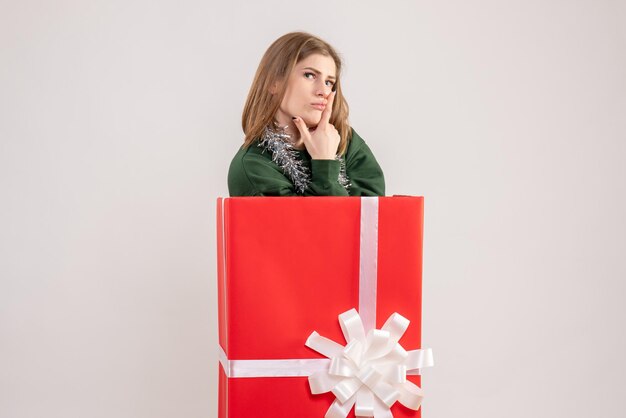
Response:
[305,308,434,418]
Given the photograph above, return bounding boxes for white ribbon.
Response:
[306,309,433,418]
[219,345,330,378]
[218,197,434,417]
[359,197,379,333]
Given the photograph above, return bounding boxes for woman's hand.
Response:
[292,91,340,160]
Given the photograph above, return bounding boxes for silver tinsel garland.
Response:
[257,121,351,194]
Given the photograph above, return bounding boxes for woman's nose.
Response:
[316,81,331,97]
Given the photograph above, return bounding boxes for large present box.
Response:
[217,196,433,418]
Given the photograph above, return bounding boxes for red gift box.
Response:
[217,196,432,418]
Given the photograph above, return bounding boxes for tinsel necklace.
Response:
[257,121,351,195]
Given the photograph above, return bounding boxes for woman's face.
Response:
[274,53,337,128]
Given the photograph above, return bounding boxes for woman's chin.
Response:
[304,115,322,128]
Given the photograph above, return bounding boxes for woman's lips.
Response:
[310,103,326,110]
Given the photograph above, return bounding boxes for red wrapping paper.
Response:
[217,196,425,418]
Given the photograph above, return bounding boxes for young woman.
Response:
[228,32,385,196]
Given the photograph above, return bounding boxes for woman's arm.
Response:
[305,159,349,196]
[345,129,385,196]
[228,152,349,196]
[227,129,385,197]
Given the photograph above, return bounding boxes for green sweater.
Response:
[227,128,385,196]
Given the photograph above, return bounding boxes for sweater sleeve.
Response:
[227,129,385,197]
[228,152,349,196]
[344,129,386,196]
[304,159,349,196]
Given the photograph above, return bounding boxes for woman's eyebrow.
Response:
[302,66,336,80]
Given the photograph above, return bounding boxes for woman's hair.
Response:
[241,31,352,156]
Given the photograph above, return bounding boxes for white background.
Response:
[1,0,624,417]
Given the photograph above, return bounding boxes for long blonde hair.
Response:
[241,32,352,156]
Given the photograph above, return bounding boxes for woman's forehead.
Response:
[296,54,336,77]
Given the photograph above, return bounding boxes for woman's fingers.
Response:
[319,91,336,126]
[292,114,340,159]
[292,116,310,142]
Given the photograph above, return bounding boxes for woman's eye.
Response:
[305,72,335,87]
